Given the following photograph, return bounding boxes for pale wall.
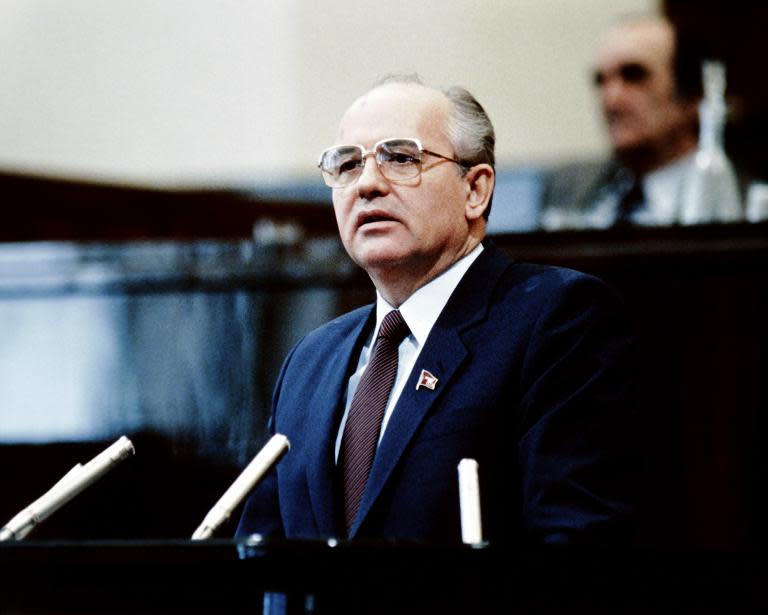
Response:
[0,0,655,187]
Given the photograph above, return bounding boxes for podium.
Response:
[1,538,766,614]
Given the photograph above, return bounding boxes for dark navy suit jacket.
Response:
[237,242,637,545]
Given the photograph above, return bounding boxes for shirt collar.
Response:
[374,244,484,347]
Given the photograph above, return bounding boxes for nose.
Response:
[356,153,390,199]
[600,76,625,110]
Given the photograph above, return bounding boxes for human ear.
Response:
[464,164,494,220]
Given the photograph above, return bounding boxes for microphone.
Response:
[457,458,483,544]
[192,433,290,540]
[0,436,135,541]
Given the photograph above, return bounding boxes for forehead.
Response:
[335,83,451,146]
[596,19,674,74]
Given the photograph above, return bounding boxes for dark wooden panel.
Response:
[0,170,337,242]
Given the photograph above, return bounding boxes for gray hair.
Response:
[372,74,496,218]
[440,86,496,172]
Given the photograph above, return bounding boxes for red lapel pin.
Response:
[416,369,438,391]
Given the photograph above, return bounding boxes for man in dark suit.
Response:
[540,15,702,229]
[238,77,637,545]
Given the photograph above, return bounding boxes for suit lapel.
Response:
[349,243,513,536]
[305,306,375,536]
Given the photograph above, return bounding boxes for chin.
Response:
[348,235,409,267]
[610,128,645,152]
[353,245,415,272]
[355,252,409,272]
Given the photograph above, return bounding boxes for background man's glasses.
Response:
[318,137,463,188]
[593,62,650,87]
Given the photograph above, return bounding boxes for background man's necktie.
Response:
[340,309,410,534]
[615,179,644,225]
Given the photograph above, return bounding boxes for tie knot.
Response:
[378,310,409,344]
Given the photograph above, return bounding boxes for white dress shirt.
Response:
[334,243,484,462]
[634,153,695,226]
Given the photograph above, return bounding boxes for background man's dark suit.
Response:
[538,160,619,229]
[237,242,637,544]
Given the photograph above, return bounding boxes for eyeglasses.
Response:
[317,137,464,188]
[593,62,650,87]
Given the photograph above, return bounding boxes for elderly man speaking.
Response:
[238,76,638,546]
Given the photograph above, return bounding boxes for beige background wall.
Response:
[0,0,655,187]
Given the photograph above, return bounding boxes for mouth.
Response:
[356,210,399,229]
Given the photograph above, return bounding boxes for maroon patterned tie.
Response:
[341,309,410,534]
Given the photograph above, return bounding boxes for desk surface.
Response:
[1,539,767,614]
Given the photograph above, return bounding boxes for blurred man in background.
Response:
[540,15,702,229]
